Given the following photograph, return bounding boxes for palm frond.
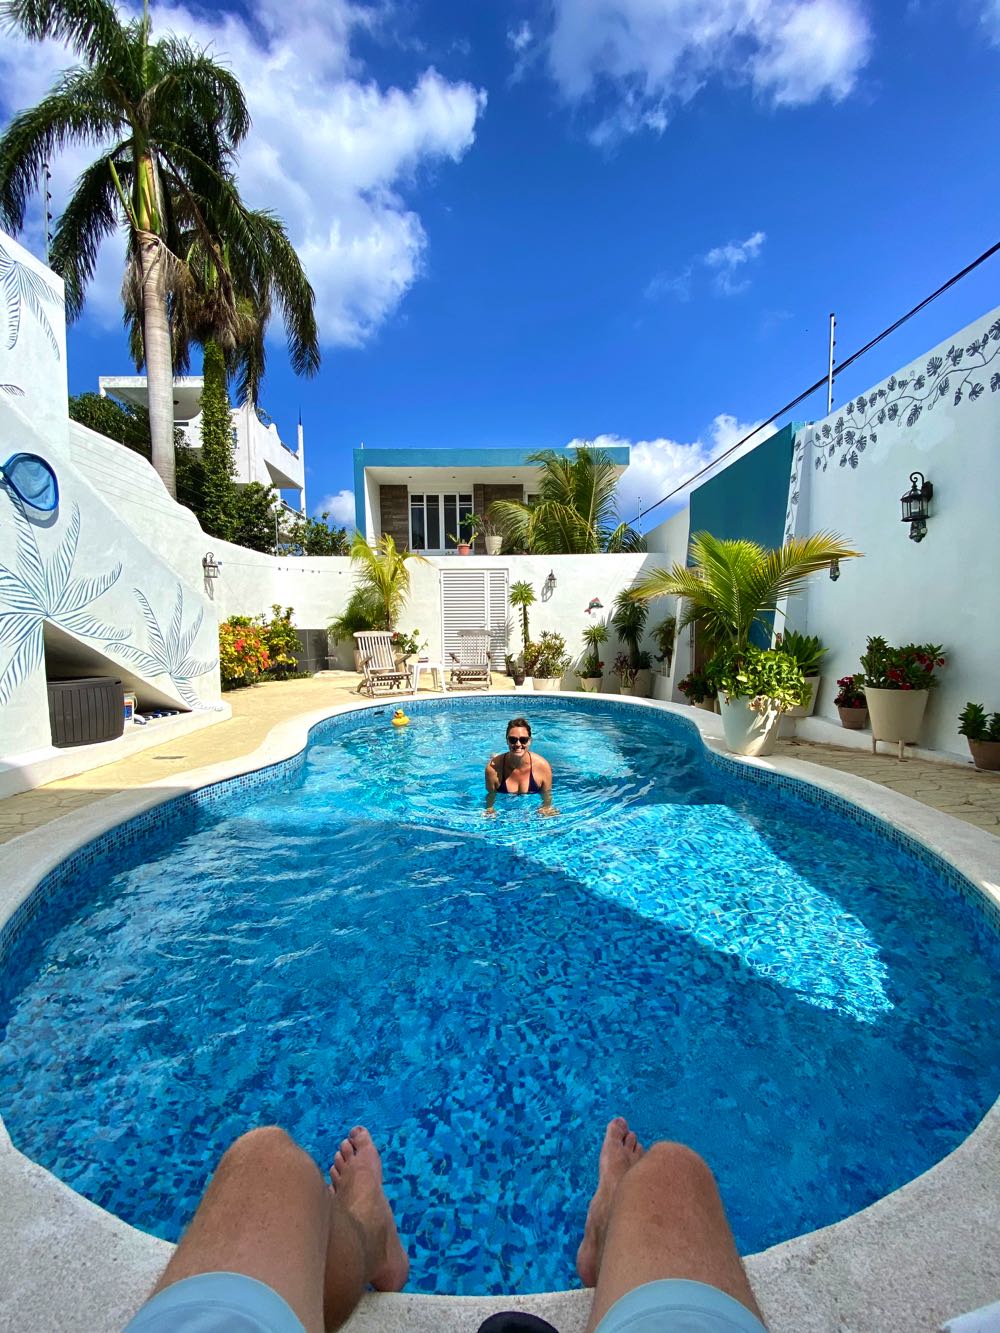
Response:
[2,0,132,76]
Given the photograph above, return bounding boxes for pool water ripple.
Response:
[0,700,998,1294]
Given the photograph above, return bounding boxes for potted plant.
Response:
[957,702,1000,771]
[713,646,807,757]
[859,637,946,760]
[504,653,526,686]
[390,627,424,669]
[775,630,827,718]
[677,666,719,712]
[524,631,569,691]
[612,590,651,695]
[509,580,536,683]
[652,615,677,676]
[578,623,608,692]
[833,674,868,729]
[467,510,503,556]
[328,590,381,671]
[611,653,640,696]
[448,517,474,555]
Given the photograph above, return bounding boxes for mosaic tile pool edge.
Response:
[1,693,997,972]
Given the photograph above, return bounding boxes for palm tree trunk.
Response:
[138,229,176,498]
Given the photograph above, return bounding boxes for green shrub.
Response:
[775,629,827,676]
[958,702,1000,741]
[714,646,807,713]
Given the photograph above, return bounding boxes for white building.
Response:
[98,374,306,512]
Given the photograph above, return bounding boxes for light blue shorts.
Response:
[121,1272,306,1333]
[595,1278,768,1332]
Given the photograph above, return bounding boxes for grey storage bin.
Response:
[47,677,125,747]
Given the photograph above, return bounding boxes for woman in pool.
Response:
[484,715,556,817]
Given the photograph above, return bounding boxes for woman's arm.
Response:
[484,756,500,817]
[536,758,557,816]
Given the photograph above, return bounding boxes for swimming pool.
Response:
[0,696,997,1296]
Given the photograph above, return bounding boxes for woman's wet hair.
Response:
[505,716,532,738]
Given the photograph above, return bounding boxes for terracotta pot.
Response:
[485,535,503,555]
[578,676,603,693]
[865,687,929,758]
[838,706,869,730]
[719,695,783,757]
[532,677,561,692]
[456,543,472,555]
[785,674,821,719]
[968,739,1000,771]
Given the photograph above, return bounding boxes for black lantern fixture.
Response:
[900,472,933,543]
[542,569,557,599]
[202,551,222,579]
[828,558,841,582]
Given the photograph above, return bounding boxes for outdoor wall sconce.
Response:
[202,552,222,579]
[900,472,933,543]
[585,597,604,614]
[542,569,557,599]
[829,558,841,582]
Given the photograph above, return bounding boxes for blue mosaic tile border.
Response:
[1,693,996,970]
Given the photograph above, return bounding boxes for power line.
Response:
[632,238,1000,526]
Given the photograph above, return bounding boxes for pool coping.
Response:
[1,692,998,1333]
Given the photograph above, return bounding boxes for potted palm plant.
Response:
[578,623,608,692]
[525,631,570,691]
[631,530,861,756]
[612,591,651,696]
[834,675,868,729]
[958,702,1000,771]
[509,580,536,684]
[775,630,827,717]
[859,637,946,760]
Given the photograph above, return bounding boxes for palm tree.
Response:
[508,580,536,652]
[348,534,428,631]
[490,448,645,554]
[611,588,649,668]
[0,0,309,496]
[631,531,862,655]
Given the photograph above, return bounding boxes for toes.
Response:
[606,1115,628,1141]
[349,1126,373,1151]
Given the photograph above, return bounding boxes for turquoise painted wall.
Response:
[688,423,797,647]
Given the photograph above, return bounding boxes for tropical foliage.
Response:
[523,630,569,679]
[652,614,677,669]
[489,449,645,554]
[278,512,350,556]
[261,605,302,678]
[579,622,607,676]
[774,629,827,678]
[0,0,317,495]
[219,616,270,688]
[198,339,238,540]
[611,653,639,687]
[711,645,807,713]
[957,702,1000,742]
[508,580,536,651]
[611,588,649,668]
[858,637,946,691]
[677,667,718,705]
[631,531,862,654]
[343,533,427,631]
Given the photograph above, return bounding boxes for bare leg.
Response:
[578,1120,764,1333]
[147,1125,406,1333]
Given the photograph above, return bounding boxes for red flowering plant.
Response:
[858,637,946,692]
[833,674,866,708]
[219,617,271,688]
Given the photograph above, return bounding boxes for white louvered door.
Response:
[440,567,509,663]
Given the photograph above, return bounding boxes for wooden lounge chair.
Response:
[448,628,492,691]
[354,631,411,697]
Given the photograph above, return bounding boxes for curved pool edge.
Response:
[1,691,998,1332]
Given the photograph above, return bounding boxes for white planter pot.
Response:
[720,695,783,757]
[635,668,652,698]
[865,687,929,758]
[784,674,820,719]
[484,535,503,555]
[532,677,561,692]
[578,676,603,693]
[617,681,637,696]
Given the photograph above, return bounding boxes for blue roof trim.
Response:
[352,445,630,469]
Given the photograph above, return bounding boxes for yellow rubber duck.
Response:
[392,708,410,726]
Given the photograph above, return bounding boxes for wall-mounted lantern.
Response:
[202,552,222,579]
[542,569,557,600]
[900,472,933,543]
[585,597,604,614]
[829,558,841,582]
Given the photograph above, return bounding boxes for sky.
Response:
[2,0,999,532]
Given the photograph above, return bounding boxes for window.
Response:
[410,493,473,551]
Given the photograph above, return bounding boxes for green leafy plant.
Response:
[611,653,639,687]
[611,590,649,668]
[859,637,946,691]
[523,631,570,679]
[327,591,381,645]
[652,615,677,669]
[775,629,827,677]
[677,666,719,704]
[262,605,302,678]
[834,675,866,709]
[632,531,862,653]
[509,581,536,651]
[713,646,807,714]
[219,617,270,689]
[958,702,1000,741]
[447,516,475,547]
[390,627,425,661]
[579,623,608,677]
[466,510,501,541]
[347,533,428,630]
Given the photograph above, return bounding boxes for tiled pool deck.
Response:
[0,678,998,1332]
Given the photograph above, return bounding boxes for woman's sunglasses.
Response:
[507,735,530,747]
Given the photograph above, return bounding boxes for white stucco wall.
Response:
[787,305,1000,757]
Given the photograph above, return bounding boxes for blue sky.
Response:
[2,0,999,530]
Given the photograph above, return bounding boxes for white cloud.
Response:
[314,488,357,526]
[704,230,766,295]
[0,0,487,347]
[568,414,779,527]
[545,0,872,143]
[981,0,1000,42]
[507,19,539,82]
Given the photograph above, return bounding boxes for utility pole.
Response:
[827,313,836,414]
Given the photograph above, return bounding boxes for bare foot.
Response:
[576,1116,644,1287]
[330,1126,409,1291]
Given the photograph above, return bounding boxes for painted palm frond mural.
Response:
[115,584,220,708]
[2,384,25,396]
[0,498,128,705]
[0,239,60,357]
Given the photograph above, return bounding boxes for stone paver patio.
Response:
[0,674,997,845]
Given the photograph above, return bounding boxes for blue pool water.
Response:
[1,698,998,1295]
